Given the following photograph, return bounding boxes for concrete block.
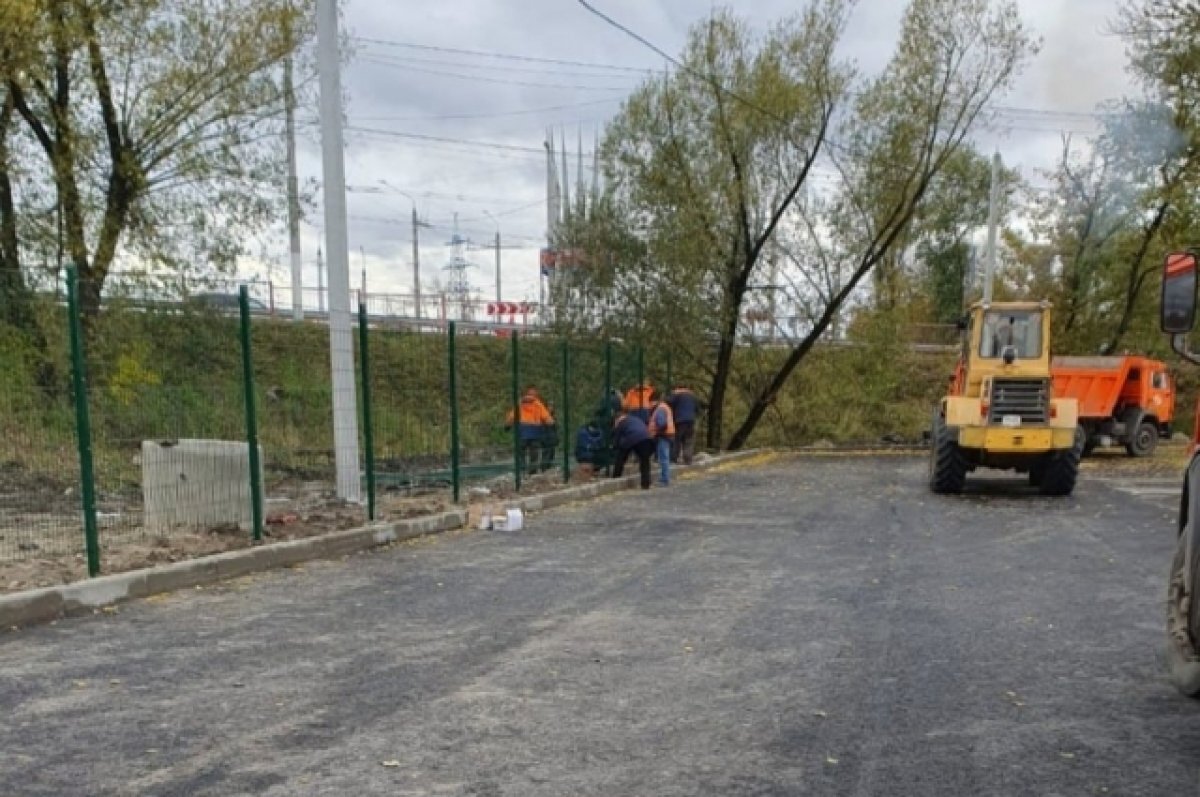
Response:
[142,439,264,533]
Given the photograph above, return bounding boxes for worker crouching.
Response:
[506,387,554,475]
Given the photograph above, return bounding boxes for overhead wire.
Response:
[353,35,662,74]
[358,55,634,92]
[351,97,624,123]
[355,51,647,82]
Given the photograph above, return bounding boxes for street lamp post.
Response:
[379,180,430,321]
[484,210,501,303]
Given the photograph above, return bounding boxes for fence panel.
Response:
[0,270,81,566]
[83,277,253,557]
[367,323,453,515]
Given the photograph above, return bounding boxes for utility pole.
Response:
[484,210,502,303]
[494,230,502,302]
[983,151,1001,305]
[283,5,303,323]
[411,207,422,319]
[963,243,978,312]
[315,0,361,502]
[316,246,325,313]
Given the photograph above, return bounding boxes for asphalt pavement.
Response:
[2,454,1200,796]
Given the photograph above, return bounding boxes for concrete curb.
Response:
[0,449,765,630]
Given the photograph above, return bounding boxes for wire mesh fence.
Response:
[368,321,453,513]
[0,274,79,562]
[0,270,670,575]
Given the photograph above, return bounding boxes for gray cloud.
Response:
[278,0,1137,303]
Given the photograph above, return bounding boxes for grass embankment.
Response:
[0,306,954,498]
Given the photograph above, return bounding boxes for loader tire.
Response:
[1166,532,1200,698]
[1039,426,1083,497]
[1126,421,1158,458]
[929,413,967,495]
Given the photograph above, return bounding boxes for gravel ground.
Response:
[2,454,1199,796]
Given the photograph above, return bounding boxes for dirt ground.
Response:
[0,464,604,594]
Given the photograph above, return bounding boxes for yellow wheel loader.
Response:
[929,301,1082,496]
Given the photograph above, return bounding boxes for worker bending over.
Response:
[667,384,700,465]
[612,410,654,490]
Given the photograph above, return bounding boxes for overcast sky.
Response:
[281,0,1137,307]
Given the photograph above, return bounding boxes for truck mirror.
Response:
[1162,251,1198,334]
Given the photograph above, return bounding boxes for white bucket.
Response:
[493,508,524,531]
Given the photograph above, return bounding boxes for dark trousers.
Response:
[613,439,655,489]
[520,439,541,474]
[672,421,696,464]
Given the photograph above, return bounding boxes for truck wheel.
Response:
[1166,533,1200,697]
[1039,426,1083,497]
[1126,421,1158,458]
[1028,462,1046,487]
[929,413,967,494]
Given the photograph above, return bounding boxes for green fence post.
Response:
[357,301,377,521]
[510,331,522,491]
[603,340,613,476]
[604,340,613,407]
[561,339,570,484]
[448,321,461,503]
[66,266,100,577]
[238,286,265,542]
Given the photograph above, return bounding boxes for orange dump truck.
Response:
[1050,355,1175,457]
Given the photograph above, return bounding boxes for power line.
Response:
[358,55,634,91]
[347,126,595,157]
[348,183,543,208]
[457,200,546,223]
[351,97,622,123]
[354,35,661,74]
[356,51,646,82]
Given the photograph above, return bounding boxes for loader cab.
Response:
[980,310,1043,362]
[957,302,1053,399]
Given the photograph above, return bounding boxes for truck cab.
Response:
[1051,355,1175,457]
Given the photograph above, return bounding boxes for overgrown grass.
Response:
[0,307,956,496]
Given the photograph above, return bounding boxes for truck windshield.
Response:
[980,310,1042,359]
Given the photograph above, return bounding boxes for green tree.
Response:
[570,0,1034,450]
[727,0,1035,448]
[0,0,313,329]
[589,4,853,448]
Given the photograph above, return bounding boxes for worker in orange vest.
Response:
[623,381,654,423]
[505,386,554,475]
[647,390,675,486]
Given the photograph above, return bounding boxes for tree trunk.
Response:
[1102,201,1170,355]
[727,323,825,451]
[0,92,27,325]
[707,333,734,450]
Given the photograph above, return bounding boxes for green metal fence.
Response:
[0,270,681,576]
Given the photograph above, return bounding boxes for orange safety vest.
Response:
[623,384,653,412]
[506,396,553,427]
[648,401,675,439]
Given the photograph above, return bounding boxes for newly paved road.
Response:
[3,455,1200,796]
